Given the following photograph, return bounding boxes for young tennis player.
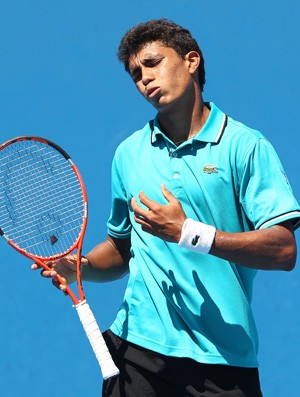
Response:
[38,19,300,396]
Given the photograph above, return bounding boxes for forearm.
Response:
[82,236,131,282]
[209,221,296,271]
[132,186,297,271]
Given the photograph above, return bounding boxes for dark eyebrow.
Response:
[142,53,164,62]
[130,53,163,71]
[129,54,164,81]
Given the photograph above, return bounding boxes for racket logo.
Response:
[50,235,58,245]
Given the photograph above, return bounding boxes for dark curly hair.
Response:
[118,19,206,92]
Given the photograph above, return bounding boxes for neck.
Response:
[157,90,209,145]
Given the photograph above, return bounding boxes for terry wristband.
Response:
[178,218,216,254]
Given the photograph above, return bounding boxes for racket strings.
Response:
[0,140,86,258]
[1,178,82,225]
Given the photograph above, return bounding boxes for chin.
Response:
[155,100,178,114]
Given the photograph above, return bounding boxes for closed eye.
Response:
[143,58,162,68]
[130,57,163,83]
[131,68,142,83]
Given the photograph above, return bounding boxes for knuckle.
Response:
[151,203,160,212]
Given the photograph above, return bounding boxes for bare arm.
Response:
[131,185,297,271]
[82,235,131,282]
[210,221,296,271]
[32,235,131,289]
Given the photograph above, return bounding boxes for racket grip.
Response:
[75,300,120,380]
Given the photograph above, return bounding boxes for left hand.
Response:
[31,255,89,292]
[131,184,187,243]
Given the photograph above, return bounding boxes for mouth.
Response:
[146,86,160,98]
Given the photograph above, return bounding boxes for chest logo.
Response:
[203,164,218,174]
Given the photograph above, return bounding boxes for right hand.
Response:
[31,255,88,292]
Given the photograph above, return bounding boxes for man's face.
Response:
[128,41,198,113]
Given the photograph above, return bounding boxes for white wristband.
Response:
[178,218,216,254]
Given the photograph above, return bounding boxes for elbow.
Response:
[283,258,296,272]
[278,242,297,272]
[273,222,297,271]
[285,259,296,272]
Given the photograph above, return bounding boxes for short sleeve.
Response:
[239,138,300,230]
[107,152,132,238]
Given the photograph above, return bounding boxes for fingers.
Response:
[138,191,157,208]
[52,277,68,293]
[132,192,160,223]
[131,197,148,217]
[161,184,176,202]
[40,269,57,278]
[39,267,67,291]
[133,186,177,210]
[131,197,154,229]
[131,186,177,217]
[31,263,39,270]
[131,186,186,243]
[31,262,55,277]
[131,190,162,215]
[31,259,70,292]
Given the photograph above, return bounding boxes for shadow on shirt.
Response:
[160,269,256,363]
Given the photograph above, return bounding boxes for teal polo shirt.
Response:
[107,102,300,367]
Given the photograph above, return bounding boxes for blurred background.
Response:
[0,1,299,395]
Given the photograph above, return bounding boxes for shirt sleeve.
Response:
[107,151,132,239]
[239,138,300,230]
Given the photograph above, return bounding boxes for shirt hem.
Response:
[107,228,131,239]
[109,324,259,368]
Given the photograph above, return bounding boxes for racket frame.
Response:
[0,136,87,305]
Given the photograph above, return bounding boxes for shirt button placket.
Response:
[170,151,181,189]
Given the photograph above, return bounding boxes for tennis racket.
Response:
[0,136,119,380]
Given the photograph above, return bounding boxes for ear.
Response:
[185,51,200,75]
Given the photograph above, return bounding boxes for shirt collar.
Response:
[150,102,227,145]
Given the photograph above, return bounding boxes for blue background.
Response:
[0,1,299,396]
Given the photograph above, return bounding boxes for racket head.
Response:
[0,136,88,262]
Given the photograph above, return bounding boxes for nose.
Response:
[141,67,154,87]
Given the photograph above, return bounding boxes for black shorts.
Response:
[102,330,263,397]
